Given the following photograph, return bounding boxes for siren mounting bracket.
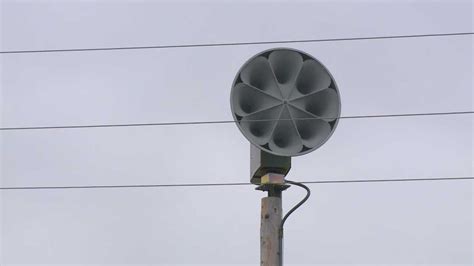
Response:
[250,145,291,185]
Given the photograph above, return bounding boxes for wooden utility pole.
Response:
[258,173,289,266]
[261,196,282,266]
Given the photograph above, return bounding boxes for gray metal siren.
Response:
[230,48,341,158]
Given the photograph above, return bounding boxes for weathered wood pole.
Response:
[260,196,282,266]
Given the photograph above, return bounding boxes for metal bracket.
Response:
[255,173,290,198]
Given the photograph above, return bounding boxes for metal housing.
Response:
[250,145,291,185]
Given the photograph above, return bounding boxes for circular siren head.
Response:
[230,48,341,157]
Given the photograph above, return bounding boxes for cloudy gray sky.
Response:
[0,0,473,265]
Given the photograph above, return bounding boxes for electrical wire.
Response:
[0,176,472,190]
[280,180,311,231]
[302,176,474,184]
[0,32,472,54]
[279,179,311,266]
[1,110,472,131]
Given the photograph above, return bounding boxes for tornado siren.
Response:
[230,48,341,182]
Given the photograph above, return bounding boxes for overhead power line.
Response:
[1,176,472,190]
[0,32,472,54]
[1,110,472,131]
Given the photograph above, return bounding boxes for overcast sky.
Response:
[0,0,473,265]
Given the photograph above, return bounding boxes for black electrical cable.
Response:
[0,32,472,54]
[0,111,472,131]
[280,180,311,231]
[278,180,311,266]
[0,176,472,190]
[303,176,474,184]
